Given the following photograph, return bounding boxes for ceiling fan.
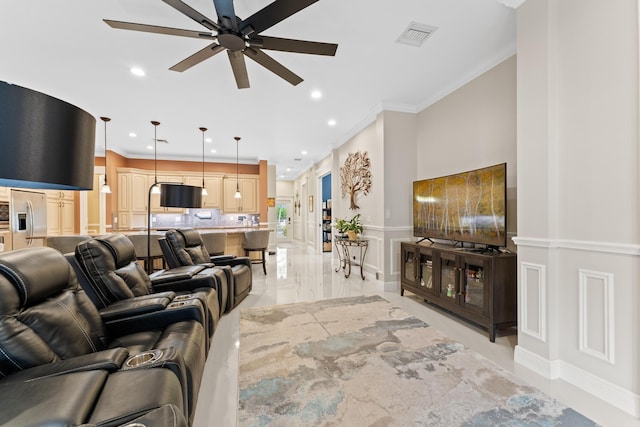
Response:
[104,0,338,89]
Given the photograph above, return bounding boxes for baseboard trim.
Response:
[515,346,640,418]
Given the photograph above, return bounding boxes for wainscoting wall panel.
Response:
[520,262,546,342]
[578,269,615,365]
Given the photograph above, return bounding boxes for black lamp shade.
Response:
[0,81,96,190]
[160,184,202,208]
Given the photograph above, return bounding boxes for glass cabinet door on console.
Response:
[460,256,490,317]
[438,252,459,307]
[400,245,436,297]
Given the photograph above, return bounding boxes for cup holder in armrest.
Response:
[173,294,193,301]
[125,350,163,368]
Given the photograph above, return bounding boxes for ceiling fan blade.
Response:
[241,0,318,35]
[213,0,238,31]
[252,36,337,56]
[227,51,250,89]
[169,43,225,72]
[103,19,215,40]
[244,48,303,86]
[162,0,220,31]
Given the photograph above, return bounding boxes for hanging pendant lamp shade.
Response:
[150,120,161,195]
[100,116,112,194]
[234,136,242,199]
[199,127,208,196]
[0,80,95,190]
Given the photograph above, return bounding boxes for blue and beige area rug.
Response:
[238,295,599,426]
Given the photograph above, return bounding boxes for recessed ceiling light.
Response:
[210,149,217,153]
[205,138,212,143]
[146,145,153,150]
[129,132,137,138]
[130,67,145,76]
[280,175,285,178]
[311,90,322,99]
[328,119,337,126]
[301,150,307,155]
[286,168,292,172]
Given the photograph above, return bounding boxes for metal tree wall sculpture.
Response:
[340,150,372,210]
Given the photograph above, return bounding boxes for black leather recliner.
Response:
[0,246,205,425]
[160,228,252,310]
[71,234,224,345]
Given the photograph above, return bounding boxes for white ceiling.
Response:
[0,0,516,180]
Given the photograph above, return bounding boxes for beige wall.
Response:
[514,0,639,417]
[417,55,517,247]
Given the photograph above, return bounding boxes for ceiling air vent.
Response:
[156,139,169,144]
[396,22,437,47]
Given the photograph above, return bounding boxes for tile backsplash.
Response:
[150,209,259,229]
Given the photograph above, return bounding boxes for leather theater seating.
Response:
[160,228,252,310]
[0,246,204,426]
[71,234,224,344]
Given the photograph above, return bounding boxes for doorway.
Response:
[321,173,332,252]
[275,199,292,244]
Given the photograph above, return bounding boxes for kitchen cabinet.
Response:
[0,186,9,201]
[185,175,222,209]
[46,191,75,236]
[150,174,185,213]
[116,169,148,229]
[400,242,516,342]
[223,176,258,213]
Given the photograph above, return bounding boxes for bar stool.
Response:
[126,233,165,272]
[242,230,270,275]
[44,235,92,254]
[200,232,227,256]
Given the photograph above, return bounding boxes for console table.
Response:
[335,237,368,279]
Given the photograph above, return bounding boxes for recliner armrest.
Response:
[150,265,206,285]
[212,256,251,268]
[209,254,236,263]
[104,300,207,336]
[0,348,129,385]
[99,295,173,322]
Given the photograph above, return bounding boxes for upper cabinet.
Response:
[183,175,222,209]
[223,176,258,213]
[45,190,75,236]
[150,174,184,213]
[0,187,10,201]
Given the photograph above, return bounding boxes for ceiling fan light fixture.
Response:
[100,116,112,194]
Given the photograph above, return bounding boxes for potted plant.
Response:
[334,217,349,239]
[345,214,363,240]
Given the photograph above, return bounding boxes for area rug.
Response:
[238,295,599,426]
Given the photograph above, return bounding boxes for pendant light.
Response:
[150,120,161,195]
[234,136,242,199]
[100,116,112,194]
[199,127,208,196]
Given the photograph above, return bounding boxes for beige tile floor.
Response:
[193,243,639,427]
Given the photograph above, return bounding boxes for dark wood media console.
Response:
[400,241,517,342]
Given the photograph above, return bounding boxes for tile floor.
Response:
[192,243,639,427]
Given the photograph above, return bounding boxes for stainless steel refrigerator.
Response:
[11,189,47,249]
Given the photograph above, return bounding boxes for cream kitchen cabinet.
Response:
[116,169,148,229]
[223,176,258,213]
[184,175,222,209]
[0,186,9,201]
[46,191,75,236]
[150,174,185,213]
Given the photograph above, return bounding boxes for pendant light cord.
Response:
[151,121,160,184]
[100,116,111,189]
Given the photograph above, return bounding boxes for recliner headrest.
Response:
[95,234,137,269]
[178,228,204,247]
[0,247,72,307]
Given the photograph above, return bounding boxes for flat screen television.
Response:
[413,163,507,248]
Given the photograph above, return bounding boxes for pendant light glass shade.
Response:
[151,120,161,195]
[199,127,208,196]
[100,116,112,194]
[234,136,242,199]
